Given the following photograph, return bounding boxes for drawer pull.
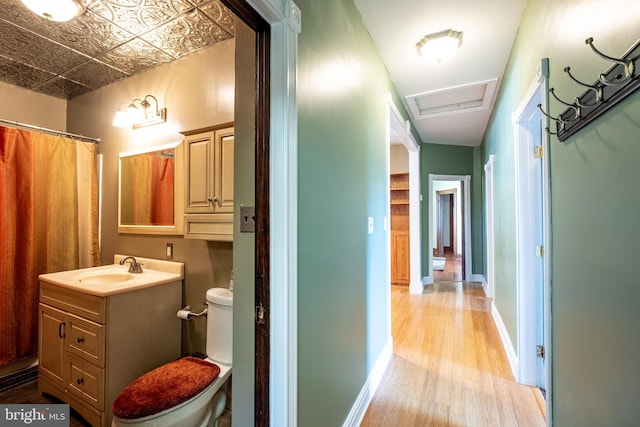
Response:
[77,337,85,344]
[76,378,84,385]
[58,323,66,339]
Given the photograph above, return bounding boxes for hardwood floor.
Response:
[433,250,462,283]
[361,283,546,426]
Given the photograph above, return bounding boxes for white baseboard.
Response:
[342,338,393,427]
[470,273,484,283]
[410,279,424,295]
[423,275,433,285]
[491,302,518,379]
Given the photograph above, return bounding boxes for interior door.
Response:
[515,110,546,390]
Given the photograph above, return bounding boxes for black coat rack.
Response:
[539,37,640,142]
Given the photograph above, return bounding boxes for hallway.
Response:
[361,283,546,426]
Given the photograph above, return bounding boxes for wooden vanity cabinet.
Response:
[38,281,181,427]
[182,124,234,241]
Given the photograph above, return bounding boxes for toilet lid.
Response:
[112,356,221,419]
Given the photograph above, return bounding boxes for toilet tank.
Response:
[206,288,233,365]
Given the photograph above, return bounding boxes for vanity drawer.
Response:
[67,313,105,367]
[67,355,104,411]
[40,282,105,323]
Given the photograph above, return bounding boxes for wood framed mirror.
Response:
[118,141,184,235]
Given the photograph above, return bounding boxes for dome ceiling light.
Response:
[416,29,463,64]
[20,0,84,22]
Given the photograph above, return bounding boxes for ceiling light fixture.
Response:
[20,0,84,22]
[416,29,463,64]
[113,95,167,129]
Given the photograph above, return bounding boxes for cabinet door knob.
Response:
[76,378,84,385]
[77,337,85,344]
[208,196,219,203]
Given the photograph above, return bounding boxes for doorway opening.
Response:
[427,174,471,284]
[387,97,421,294]
[220,1,272,425]
[433,185,463,282]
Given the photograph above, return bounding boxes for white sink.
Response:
[73,270,136,285]
[39,255,184,296]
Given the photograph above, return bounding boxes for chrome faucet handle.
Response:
[119,256,144,273]
[128,262,144,274]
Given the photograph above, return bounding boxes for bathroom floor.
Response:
[0,379,231,427]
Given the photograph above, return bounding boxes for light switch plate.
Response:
[240,205,256,233]
[368,217,374,235]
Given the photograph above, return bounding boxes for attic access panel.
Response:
[406,78,498,120]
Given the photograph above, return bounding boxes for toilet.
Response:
[111,288,233,427]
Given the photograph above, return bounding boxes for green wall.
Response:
[483,0,640,424]
[420,144,483,276]
[296,0,413,425]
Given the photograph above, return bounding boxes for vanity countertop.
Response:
[39,255,184,297]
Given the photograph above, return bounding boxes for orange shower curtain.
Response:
[0,126,99,367]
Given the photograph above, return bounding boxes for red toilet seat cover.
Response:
[112,356,221,419]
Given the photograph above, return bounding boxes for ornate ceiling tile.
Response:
[97,37,173,74]
[62,59,129,89]
[140,9,230,59]
[0,0,235,99]
[30,10,136,57]
[0,20,90,75]
[199,0,234,35]
[0,55,57,89]
[0,2,134,57]
[185,0,209,6]
[34,76,92,99]
[88,0,196,36]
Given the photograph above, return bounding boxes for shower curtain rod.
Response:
[0,118,100,144]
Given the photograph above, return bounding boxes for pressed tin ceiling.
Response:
[0,0,235,99]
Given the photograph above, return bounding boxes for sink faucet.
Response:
[119,256,144,274]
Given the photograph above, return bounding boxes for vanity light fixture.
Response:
[113,95,167,129]
[20,0,84,22]
[416,29,463,64]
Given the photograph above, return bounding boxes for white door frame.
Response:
[484,155,495,299]
[512,58,552,424]
[426,174,472,284]
[386,95,422,294]
[245,1,300,425]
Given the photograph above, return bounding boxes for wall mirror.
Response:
[118,141,184,235]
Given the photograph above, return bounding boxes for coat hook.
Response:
[585,37,635,86]
[564,66,603,106]
[537,103,565,135]
[544,126,559,136]
[549,88,580,121]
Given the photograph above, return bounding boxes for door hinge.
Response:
[536,345,545,359]
[535,245,544,258]
[255,303,265,324]
[534,145,544,159]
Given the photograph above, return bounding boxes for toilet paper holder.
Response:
[176,305,207,320]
